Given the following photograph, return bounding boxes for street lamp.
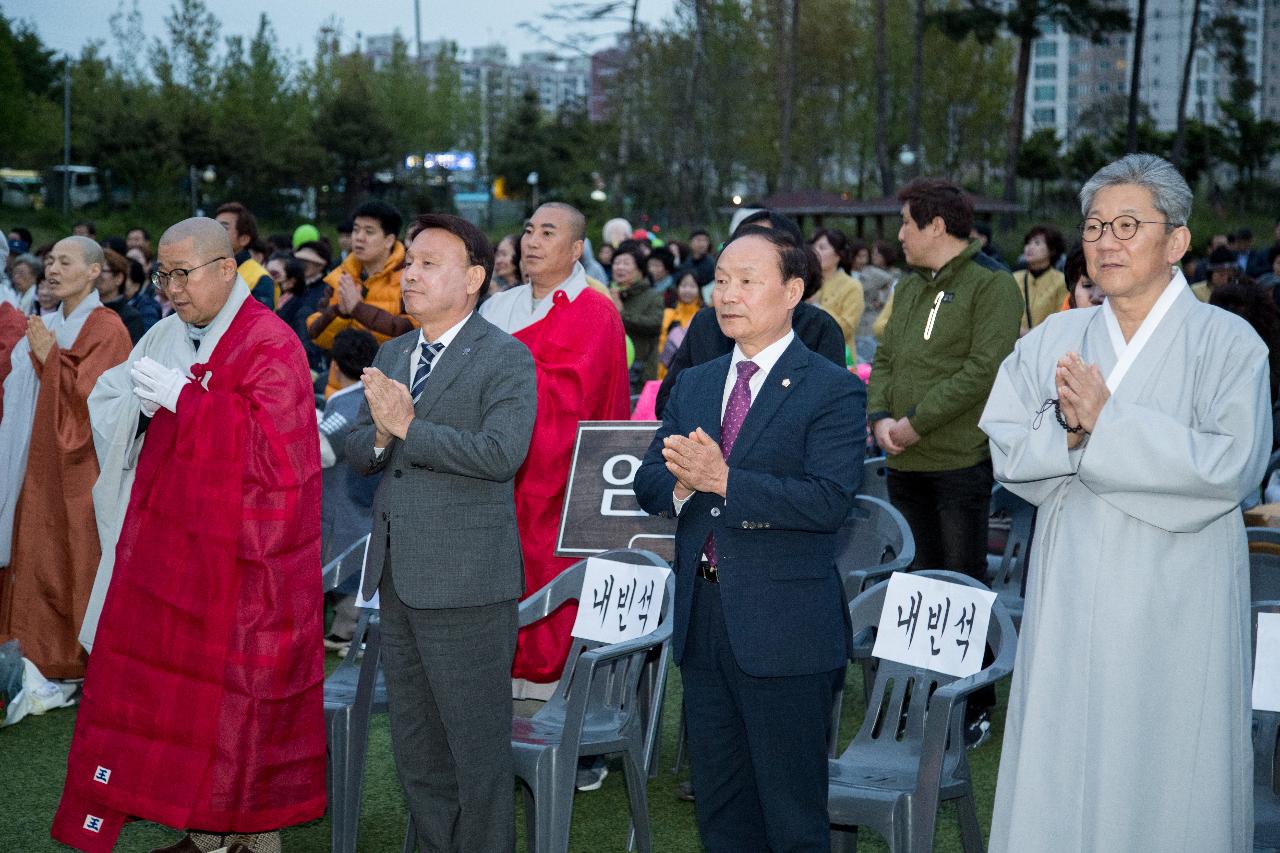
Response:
[190,165,217,216]
[897,145,917,169]
[527,171,540,212]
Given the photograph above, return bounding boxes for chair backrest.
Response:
[987,485,1035,590]
[834,495,916,599]
[519,549,675,728]
[1254,601,1280,793]
[1249,529,1280,604]
[861,456,889,501]
[321,533,371,594]
[842,570,1016,773]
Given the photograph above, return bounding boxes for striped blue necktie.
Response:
[410,341,444,403]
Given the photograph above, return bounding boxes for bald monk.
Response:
[54,218,325,853]
[0,236,130,679]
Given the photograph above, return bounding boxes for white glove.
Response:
[131,356,190,415]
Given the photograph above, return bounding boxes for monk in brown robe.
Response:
[0,236,131,679]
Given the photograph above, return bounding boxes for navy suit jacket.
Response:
[634,334,867,678]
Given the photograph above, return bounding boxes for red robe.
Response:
[0,302,27,421]
[0,308,131,678]
[52,299,325,852]
[511,287,631,681]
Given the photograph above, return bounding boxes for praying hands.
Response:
[26,317,55,363]
[663,428,729,498]
[362,367,416,444]
[1055,351,1109,447]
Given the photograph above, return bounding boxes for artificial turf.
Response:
[0,655,1008,852]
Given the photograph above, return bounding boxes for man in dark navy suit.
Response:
[635,226,866,852]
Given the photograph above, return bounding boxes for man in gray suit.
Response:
[348,213,537,853]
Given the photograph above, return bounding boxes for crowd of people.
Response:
[0,151,1274,852]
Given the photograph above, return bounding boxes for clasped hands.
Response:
[336,273,363,315]
[663,428,729,499]
[1056,351,1109,447]
[362,367,416,445]
[130,356,189,416]
[872,417,920,456]
[26,317,55,363]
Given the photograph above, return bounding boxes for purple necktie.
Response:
[704,360,759,566]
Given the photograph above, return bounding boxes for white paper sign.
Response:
[570,557,671,644]
[1253,613,1280,711]
[871,572,996,678]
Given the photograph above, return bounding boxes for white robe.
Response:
[80,279,251,650]
[980,282,1268,853]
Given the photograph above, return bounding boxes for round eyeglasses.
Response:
[1079,216,1172,242]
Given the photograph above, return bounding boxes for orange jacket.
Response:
[306,242,416,350]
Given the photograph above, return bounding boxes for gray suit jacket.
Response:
[347,312,537,608]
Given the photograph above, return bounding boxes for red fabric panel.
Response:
[511,288,631,682]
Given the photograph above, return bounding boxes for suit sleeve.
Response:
[398,343,538,481]
[721,371,865,533]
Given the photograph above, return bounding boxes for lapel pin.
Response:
[462,347,472,355]
[782,378,791,388]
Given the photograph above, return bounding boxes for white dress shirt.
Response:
[373,312,473,456]
[672,330,795,515]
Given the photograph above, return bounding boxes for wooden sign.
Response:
[555,421,675,562]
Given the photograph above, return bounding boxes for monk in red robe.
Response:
[0,237,131,680]
[53,218,324,853]
[479,203,631,698]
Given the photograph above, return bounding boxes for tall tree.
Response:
[776,0,801,190]
[873,0,894,194]
[907,0,927,179]
[1125,0,1147,153]
[934,0,1130,209]
[1170,0,1203,168]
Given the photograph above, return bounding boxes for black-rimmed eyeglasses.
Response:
[151,256,228,292]
[1080,216,1172,242]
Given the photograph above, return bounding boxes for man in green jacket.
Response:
[869,178,1021,746]
[870,178,1021,574]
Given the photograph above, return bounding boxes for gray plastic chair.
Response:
[1254,601,1280,850]
[862,456,890,501]
[836,495,916,600]
[833,495,917,746]
[320,534,388,853]
[828,570,1017,853]
[985,485,1035,629]
[1248,528,1280,604]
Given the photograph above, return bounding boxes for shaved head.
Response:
[536,203,586,241]
[159,216,235,259]
[58,234,105,269]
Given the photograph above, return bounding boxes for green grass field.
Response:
[0,654,1008,852]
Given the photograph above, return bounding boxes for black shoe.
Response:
[676,780,695,802]
[964,709,992,750]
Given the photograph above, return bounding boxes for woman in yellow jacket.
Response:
[655,273,704,378]
[1013,224,1066,334]
[809,228,864,360]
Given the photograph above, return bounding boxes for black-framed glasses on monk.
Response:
[151,256,228,292]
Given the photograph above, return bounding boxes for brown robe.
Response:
[0,307,131,678]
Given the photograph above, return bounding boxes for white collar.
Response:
[417,312,473,351]
[1101,268,1187,393]
[730,330,795,381]
[528,262,588,305]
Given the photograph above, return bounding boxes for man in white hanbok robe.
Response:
[981,267,1268,851]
